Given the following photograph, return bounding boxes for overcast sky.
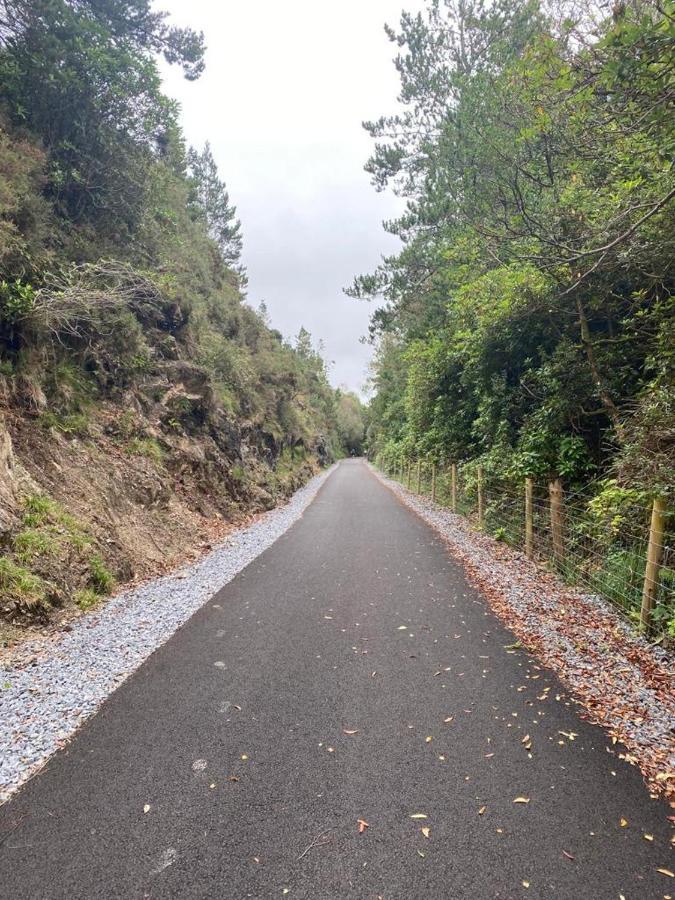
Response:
[160,0,421,397]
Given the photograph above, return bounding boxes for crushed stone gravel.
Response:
[372,466,675,804]
[0,466,335,804]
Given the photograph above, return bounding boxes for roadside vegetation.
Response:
[354,0,674,633]
[0,0,366,630]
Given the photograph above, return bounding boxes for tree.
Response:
[187,143,244,273]
[355,0,675,490]
[336,391,367,455]
[0,0,205,241]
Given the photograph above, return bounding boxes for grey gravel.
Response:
[0,466,335,803]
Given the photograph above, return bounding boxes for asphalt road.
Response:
[0,460,672,899]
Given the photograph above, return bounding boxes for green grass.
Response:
[88,554,114,595]
[74,588,102,610]
[127,436,164,463]
[14,528,57,562]
[22,493,58,527]
[40,410,89,435]
[0,557,50,613]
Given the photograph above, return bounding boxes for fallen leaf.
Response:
[444,717,454,723]
[513,797,530,804]
[644,833,654,842]
[657,868,674,878]
[343,729,359,735]
[410,814,428,819]
[143,804,150,814]
[425,735,433,743]
[522,880,530,888]
[357,819,369,834]
[417,850,425,858]
[241,754,248,761]
[421,827,430,838]
[562,850,574,861]
[398,625,408,631]
[478,806,487,815]
[620,817,628,827]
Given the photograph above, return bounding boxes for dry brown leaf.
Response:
[478,806,487,815]
[421,827,430,838]
[444,717,454,723]
[143,804,150,814]
[657,868,674,878]
[410,814,428,819]
[343,729,359,735]
[357,819,369,833]
[425,735,433,743]
[644,833,654,842]
[513,797,530,804]
[620,817,628,827]
[562,850,574,861]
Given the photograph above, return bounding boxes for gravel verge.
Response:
[372,466,675,804]
[0,465,336,804]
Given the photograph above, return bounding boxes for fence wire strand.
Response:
[384,461,674,636]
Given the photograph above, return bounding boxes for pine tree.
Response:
[187,142,244,273]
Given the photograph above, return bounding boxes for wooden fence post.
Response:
[451,463,457,513]
[416,459,422,493]
[640,497,666,632]
[525,477,534,560]
[407,462,412,489]
[549,478,564,566]
[431,462,436,502]
[477,466,484,528]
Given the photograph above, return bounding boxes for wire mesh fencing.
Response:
[382,458,674,637]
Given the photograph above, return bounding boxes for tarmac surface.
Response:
[0,459,672,899]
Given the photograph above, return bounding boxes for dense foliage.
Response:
[355,0,674,503]
[0,0,364,462]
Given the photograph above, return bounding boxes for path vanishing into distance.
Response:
[0,460,672,900]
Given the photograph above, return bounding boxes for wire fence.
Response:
[386,459,674,639]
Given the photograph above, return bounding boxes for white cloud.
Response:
[159,0,421,396]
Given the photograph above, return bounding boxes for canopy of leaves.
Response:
[356,0,674,499]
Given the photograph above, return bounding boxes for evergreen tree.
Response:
[187,143,244,274]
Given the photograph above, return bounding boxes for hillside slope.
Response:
[0,1,365,640]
